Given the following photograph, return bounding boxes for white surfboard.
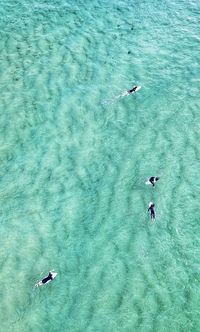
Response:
[35,271,57,287]
[102,86,142,104]
[146,180,151,185]
[135,85,141,92]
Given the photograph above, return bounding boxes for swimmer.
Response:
[148,202,156,221]
[146,176,160,187]
[127,85,141,94]
[123,85,141,96]
[35,271,57,287]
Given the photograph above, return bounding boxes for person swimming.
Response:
[127,85,141,94]
[103,85,141,104]
[41,272,53,284]
[127,86,138,94]
[35,271,57,287]
[148,202,156,221]
[146,176,160,187]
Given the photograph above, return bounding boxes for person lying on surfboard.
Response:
[127,85,141,94]
[146,176,160,187]
[35,271,57,287]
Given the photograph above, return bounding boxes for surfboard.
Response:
[146,178,153,185]
[35,271,57,287]
[49,272,57,281]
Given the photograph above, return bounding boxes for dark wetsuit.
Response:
[128,86,137,94]
[148,204,155,220]
[42,272,53,284]
[149,176,159,186]
[149,177,156,186]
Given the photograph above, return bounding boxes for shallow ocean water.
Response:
[0,0,200,331]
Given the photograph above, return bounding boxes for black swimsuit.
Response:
[128,87,137,94]
[149,177,155,186]
[148,205,155,219]
[42,273,53,284]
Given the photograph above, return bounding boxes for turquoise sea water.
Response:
[0,0,200,331]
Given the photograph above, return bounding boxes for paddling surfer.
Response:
[148,202,156,221]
